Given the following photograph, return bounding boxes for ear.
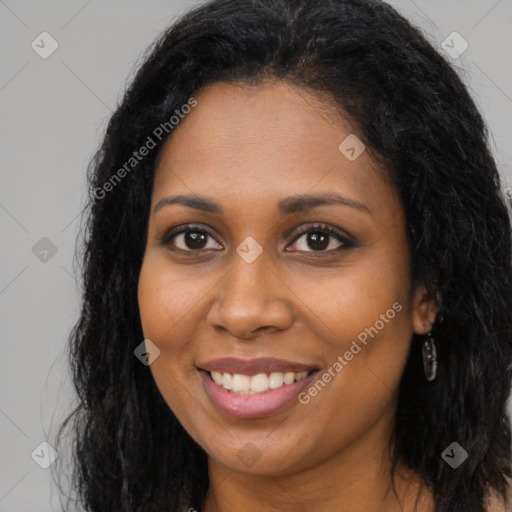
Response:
[411,284,440,335]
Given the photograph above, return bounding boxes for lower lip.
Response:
[199,370,318,419]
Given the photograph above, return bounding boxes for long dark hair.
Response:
[54,0,512,510]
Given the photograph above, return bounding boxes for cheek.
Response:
[137,254,223,383]
[137,259,205,429]
[297,284,411,410]
[291,299,411,469]
[289,253,411,348]
[137,259,200,388]
[138,256,207,343]
[291,248,413,414]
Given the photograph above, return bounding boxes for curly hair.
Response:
[54,0,512,510]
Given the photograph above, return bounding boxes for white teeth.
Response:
[232,374,250,393]
[222,373,233,390]
[250,373,269,393]
[283,372,295,385]
[209,370,313,394]
[268,372,284,389]
[296,371,308,381]
[211,371,223,385]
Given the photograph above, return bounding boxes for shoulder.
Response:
[485,477,512,512]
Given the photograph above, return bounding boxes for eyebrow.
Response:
[153,192,370,215]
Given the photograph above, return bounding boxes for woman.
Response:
[55,0,512,510]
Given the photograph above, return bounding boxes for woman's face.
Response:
[138,81,435,476]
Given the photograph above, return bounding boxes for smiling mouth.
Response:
[205,369,319,395]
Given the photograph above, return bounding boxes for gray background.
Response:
[1,1,511,510]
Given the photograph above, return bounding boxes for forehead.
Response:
[152,81,397,219]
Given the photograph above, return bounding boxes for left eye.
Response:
[287,225,350,253]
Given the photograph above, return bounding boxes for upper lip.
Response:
[197,357,318,376]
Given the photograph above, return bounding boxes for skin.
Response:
[137,80,440,511]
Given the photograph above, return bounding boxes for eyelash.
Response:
[290,224,355,253]
[160,223,355,255]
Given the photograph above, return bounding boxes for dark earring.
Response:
[422,331,437,381]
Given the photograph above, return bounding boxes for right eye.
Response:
[160,224,224,253]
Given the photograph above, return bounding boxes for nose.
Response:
[206,249,294,340]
